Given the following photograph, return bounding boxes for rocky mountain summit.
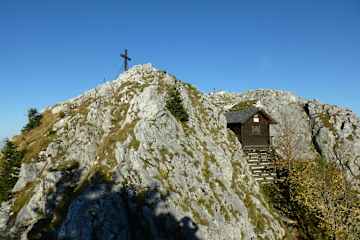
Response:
[209,90,360,187]
[0,64,359,239]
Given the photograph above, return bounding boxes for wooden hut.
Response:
[225,107,277,148]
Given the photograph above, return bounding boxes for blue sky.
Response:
[1,0,359,140]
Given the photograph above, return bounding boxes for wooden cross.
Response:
[120,49,131,71]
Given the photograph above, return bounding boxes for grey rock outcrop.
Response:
[209,89,360,187]
[1,65,285,240]
[12,162,46,192]
[306,100,360,186]
[2,64,359,239]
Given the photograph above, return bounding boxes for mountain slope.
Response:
[0,65,285,239]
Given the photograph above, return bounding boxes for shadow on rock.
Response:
[28,171,200,240]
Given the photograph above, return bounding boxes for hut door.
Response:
[243,115,269,146]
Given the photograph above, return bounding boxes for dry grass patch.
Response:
[11,182,36,218]
[13,110,59,162]
[230,100,257,112]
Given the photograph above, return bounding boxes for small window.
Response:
[253,114,260,123]
[252,125,261,135]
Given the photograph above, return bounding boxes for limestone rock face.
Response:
[0,65,285,240]
[306,100,360,186]
[209,89,360,187]
[3,65,359,239]
[12,162,46,192]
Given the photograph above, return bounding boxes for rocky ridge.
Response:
[0,64,285,240]
[0,64,359,239]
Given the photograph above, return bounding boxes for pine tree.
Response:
[22,108,42,133]
[0,140,23,202]
[166,86,189,122]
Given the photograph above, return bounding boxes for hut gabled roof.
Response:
[225,107,277,124]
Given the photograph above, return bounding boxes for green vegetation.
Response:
[220,205,231,222]
[159,147,172,161]
[59,111,66,119]
[0,140,24,202]
[96,103,139,167]
[197,197,215,216]
[202,158,212,183]
[0,109,62,217]
[346,134,354,141]
[184,82,198,92]
[318,112,336,133]
[230,100,257,111]
[166,86,189,122]
[76,99,93,117]
[11,182,36,216]
[263,158,360,239]
[186,83,209,122]
[244,193,266,234]
[214,179,226,191]
[182,145,194,158]
[22,108,43,133]
[14,110,59,163]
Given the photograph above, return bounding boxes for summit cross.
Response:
[120,49,131,71]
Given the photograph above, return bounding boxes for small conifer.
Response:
[0,140,23,202]
[22,108,42,133]
[166,86,189,122]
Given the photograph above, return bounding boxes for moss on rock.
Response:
[230,100,257,112]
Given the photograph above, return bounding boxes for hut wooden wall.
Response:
[241,113,270,147]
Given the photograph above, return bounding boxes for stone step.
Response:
[249,166,273,170]
[248,151,269,154]
[248,159,265,163]
[249,165,274,169]
[251,171,276,176]
[252,170,276,175]
[258,180,275,184]
[244,147,276,183]
[248,162,273,166]
[251,170,276,174]
[254,177,273,182]
[252,173,277,178]
[246,153,270,156]
[259,159,270,162]
[250,166,275,172]
[265,176,275,180]
[248,156,270,160]
[250,165,273,170]
[253,174,274,179]
[249,153,270,158]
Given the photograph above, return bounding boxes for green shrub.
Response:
[165,86,189,122]
[0,140,23,202]
[22,108,43,133]
[59,111,66,119]
[262,159,360,239]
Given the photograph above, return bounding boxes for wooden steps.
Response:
[243,146,277,184]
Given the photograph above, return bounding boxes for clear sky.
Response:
[1,0,359,140]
